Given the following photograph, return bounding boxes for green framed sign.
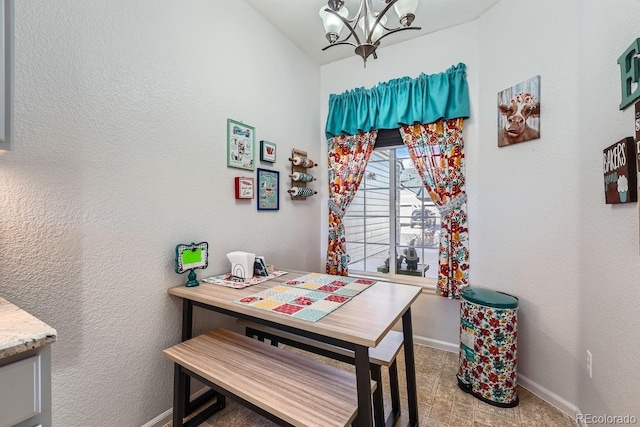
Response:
[175,242,209,287]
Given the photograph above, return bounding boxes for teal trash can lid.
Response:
[460,287,518,309]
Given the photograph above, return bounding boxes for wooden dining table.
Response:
[168,269,422,427]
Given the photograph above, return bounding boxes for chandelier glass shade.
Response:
[319,0,421,65]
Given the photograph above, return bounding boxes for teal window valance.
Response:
[325,63,470,138]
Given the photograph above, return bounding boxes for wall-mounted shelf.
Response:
[288,148,317,200]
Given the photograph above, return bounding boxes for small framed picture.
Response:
[234,177,254,199]
[497,75,541,147]
[257,168,279,211]
[227,118,255,170]
[260,140,277,163]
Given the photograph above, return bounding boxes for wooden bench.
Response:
[238,320,403,427]
[164,328,375,427]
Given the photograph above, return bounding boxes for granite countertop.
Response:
[0,297,57,359]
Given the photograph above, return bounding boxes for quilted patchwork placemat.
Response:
[234,273,376,322]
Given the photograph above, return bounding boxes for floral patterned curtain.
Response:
[326,131,377,276]
[399,118,469,298]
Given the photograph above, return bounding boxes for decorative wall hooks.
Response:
[288,149,317,200]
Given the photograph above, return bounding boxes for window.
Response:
[344,143,441,282]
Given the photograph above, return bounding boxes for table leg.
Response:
[181,300,193,411]
[402,308,419,426]
[352,345,373,427]
[182,299,194,341]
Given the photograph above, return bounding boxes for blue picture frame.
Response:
[257,168,279,211]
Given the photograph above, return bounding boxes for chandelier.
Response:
[319,0,421,66]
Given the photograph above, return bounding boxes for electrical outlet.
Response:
[586,350,593,378]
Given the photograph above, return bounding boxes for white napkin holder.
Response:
[227,251,255,280]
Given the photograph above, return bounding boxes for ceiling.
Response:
[244,0,500,65]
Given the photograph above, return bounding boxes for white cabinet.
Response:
[0,355,41,427]
[0,297,55,427]
[0,346,51,427]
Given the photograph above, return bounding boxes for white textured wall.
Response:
[476,0,640,415]
[475,0,582,411]
[576,0,640,418]
[0,1,320,426]
[322,0,640,417]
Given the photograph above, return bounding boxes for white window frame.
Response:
[344,145,439,289]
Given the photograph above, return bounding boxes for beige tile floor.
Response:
[164,343,577,427]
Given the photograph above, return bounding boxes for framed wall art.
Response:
[603,137,637,204]
[234,176,254,199]
[260,140,277,163]
[257,168,279,211]
[497,75,541,147]
[227,118,255,170]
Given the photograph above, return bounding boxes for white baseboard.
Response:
[140,387,209,427]
[140,407,171,427]
[413,335,458,353]
[517,373,581,421]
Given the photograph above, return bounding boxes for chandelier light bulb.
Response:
[358,13,387,43]
[393,0,418,26]
[319,5,349,43]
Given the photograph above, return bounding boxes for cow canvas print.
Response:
[497,75,541,147]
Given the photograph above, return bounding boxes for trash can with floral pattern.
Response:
[457,287,519,407]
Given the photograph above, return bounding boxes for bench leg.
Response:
[388,359,401,419]
[371,365,385,427]
[174,365,227,427]
[173,364,187,427]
